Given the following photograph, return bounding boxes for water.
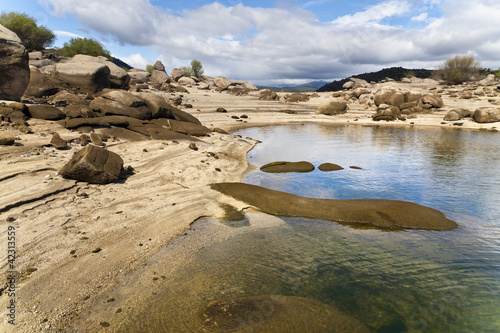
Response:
[122,125,500,332]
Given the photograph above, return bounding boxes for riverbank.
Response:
[0,82,498,331]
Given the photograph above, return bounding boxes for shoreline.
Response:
[0,84,499,331]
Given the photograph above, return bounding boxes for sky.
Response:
[3,0,500,85]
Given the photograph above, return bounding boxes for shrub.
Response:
[435,55,480,85]
[0,11,56,51]
[180,66,192,77]
[190,59,204,78]
[62,37,111,59]
[146,65,153,75]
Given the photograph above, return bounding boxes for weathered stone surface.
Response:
[373,105,401,121]
[260,161,315,173]
[211,183,458,230]
[28,105,65,120]
[473,107,500,123]
[100,127,149,141]
[49,90,88,107]
[374,89,405,107]
[443,108,472,121]
[213,76,257,91]
[178,76,196,86]
[315,100,347,115]
[59,144,123,184]
[420,94,444,108]
[134,92,175,119]
[71,55,130,88]
[0,24,30,101]
[55,61,111,93]
[0,133,16,145]
[128,69,150,83]
[318,163,344,171]
[171,108,202,125]
[89,97,151,120]
[150,118,211,136]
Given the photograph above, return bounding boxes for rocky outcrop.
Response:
[286,93,309,103]
[260,161,315,173]
[315,100,347,115]
[0,133,16,145]
[213,76,257,91]
[373,104,402,121]
[0,24,30,101]
[27,104,65,120]
[171,67,184,81]
[70,55,130,88]
[25,56,111,97]
[259,89,279,100]
[473,107,500,123]
[211,183,458,230]
[59,144,123,184]
[128,69,150,84]
[150,60,169,84]
[443,109,472,121]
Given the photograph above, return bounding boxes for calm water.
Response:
[123,125,500,332]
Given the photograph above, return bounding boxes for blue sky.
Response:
[3,0,500,85]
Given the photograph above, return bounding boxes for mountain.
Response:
[112,57,133,70]
[316,67,433,92]
[257,80,330,92]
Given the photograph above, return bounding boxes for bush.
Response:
[435,55,480,85]
[0,11,56,51]
[146,65,153,75]
[62,37,111,59]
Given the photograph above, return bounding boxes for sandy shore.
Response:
[0,82,498,332]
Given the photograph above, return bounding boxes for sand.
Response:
[0,81,499,331]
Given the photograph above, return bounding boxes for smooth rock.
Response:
[260,161,315,173]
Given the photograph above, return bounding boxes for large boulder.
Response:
[443,108,472,121]
[70,55,130,88]
[286,93,309,103]
[315,100,347,115]
[171,67,184,81]
[151,60,169,84]
[374,89,405,107]
[59,144,123,184]
[178,76,196,86]
[472,107,500,123]
[419,94,444,109]
[0,24,30,101]
[89,96,151,120]
[49,90,88,107]
[128,69,150,83]
[373,104,401,121]
[259,89,279,100]
[134,92,176,119]
[213,76,257,91]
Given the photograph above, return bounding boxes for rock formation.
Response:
[0,24,30,101]
[260,161,315,173]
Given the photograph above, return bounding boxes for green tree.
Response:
[0,11,56,51]
[190,59,204,78]
[180,66,192,77]
[62,37,111,59]
[435,55,480,85]
[146,64,153,75]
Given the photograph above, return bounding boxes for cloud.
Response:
[411,12,428,21]
[118,53,149,69]
[54,30,83,38]
[40,0,500,83]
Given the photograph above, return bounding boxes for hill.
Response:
[316,67,433,92]
[257,80,330,92]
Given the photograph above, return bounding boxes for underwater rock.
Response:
[210,183,458,231]
[260,161,315,173]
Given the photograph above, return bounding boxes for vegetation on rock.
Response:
[0,11,56,51]
[62,37,111,59]
[434,54,480,85]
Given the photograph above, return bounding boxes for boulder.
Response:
[315,100,347,115]
[49,90,88,107]
[89,97,151,120]
[59,144,123,184]
[151,60,169,84]
[443,109,472,121]
[0,133,16,145]
[70,55,130,88]
[472,107,500,123]
[213,76,257,91]
[50,133,68,149]
[260,161,315,173]
[150,118,211,137]
[259,89,279,100]
[171,67,184,81]
[318,163,344,171]
[286,93,309,103]
[55,60,111,93]
[479,74,496,86]
[374,89,405,107]
[0,103,29,122]
[128,69,150,83]
[420,94,444,108]
[0,24,30,101]
[27,105,65,120]
[134,92,175,119]
[24,65,60,97]
[178,77,196,86]
[342,81,355,90]
[353,88,371,98]
[373,104,401,121]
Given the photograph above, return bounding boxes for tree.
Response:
[435,55,480,85]
[62,37,111,59]
[190,59,204,78]
[0,11,56,51]
[180,66,192,77]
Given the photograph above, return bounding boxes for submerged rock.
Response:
[260,161,315,173]
[200,295,369,333]
[210,183,458,230]
[318,163,344,171]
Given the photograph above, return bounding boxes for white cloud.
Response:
[40,0,500,82]
[54,30,83,38]
[411,12,428,21]
[118,53,149,70]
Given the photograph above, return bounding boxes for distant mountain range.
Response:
[316,67,433,92]
[257,80,331,92]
